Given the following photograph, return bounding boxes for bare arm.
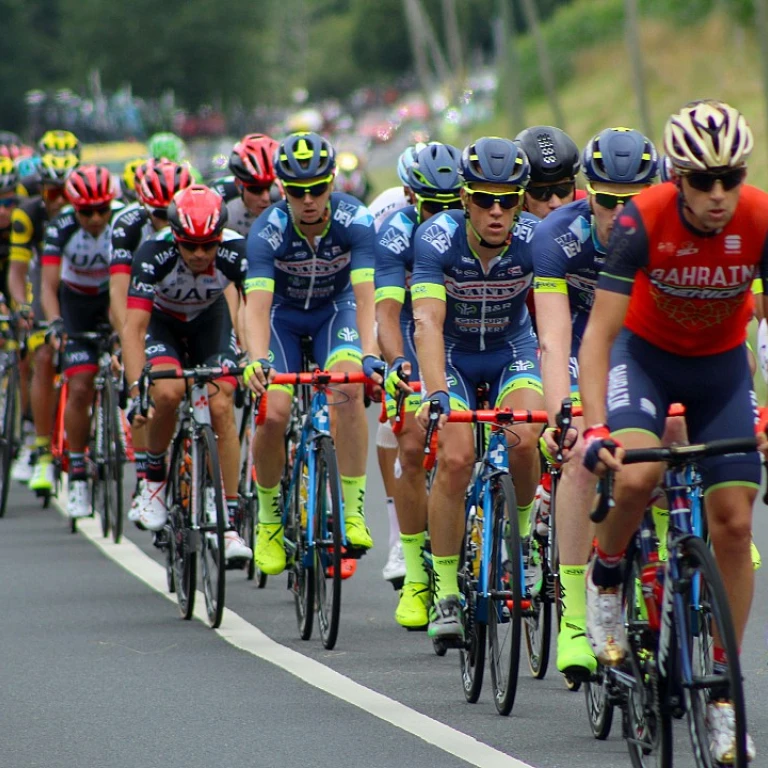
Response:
[8,261,29,310]
[123,308,152,396]
[243,290,274,362]
[224,283,240,335]
[534,290,574,423]
[353,280,378,358]
[110,273,130,335]
[413,297,447,395]
[375,299,405,365]
[41,264,61,322]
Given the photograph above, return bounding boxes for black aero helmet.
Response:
[514,125,580,183]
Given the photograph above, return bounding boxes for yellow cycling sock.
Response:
[256,483,282,525]
[652,505,669,561]
[401,531,428,585]
[518,500,534,538]
[35,436,51,460]
[560,565,587,623]
[433,554,460,601]
[341,475,366,519]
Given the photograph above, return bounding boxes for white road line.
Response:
[58,500,536,768]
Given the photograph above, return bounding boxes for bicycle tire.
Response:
[103,376,124,544]
[625,548,673,768]
[488,474,522,715]
[681,535,748,768]
[459,504,486,704]
[313,436,343,649]
[89,390,109,539]
[168,434,195,620]
[584,669,614,740]
[523,530,552,679]
[198,424,226,629]
[289,449,314,640]
[0,361,19,518]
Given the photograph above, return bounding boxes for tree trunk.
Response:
[496,0,526,134]
[624,0,653,139]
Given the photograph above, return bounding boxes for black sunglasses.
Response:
[418,198,463,217]
[76,205,111,218]
[465,189,523,210]
[284,180,331,199]
[683,168,746,193]
[150,207,169,220]
[526,182,576,202]
[243,182,272,195]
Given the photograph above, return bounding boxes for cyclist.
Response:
[0,158,18,291]
[120,158,146,203]
[122,185,251,561]
[41,165,124,519]
[110,159,192,522]
[243,131,377,576]
[532,126,658,680]
[9,148,80,490]
[375,142,463,627]
[367,143,424,230]
[147,132,202,182]
[514,125,583,218]
[335,151,372,203]
[411,137,542,640]
[580,100,765,763]
[210,133,280,237]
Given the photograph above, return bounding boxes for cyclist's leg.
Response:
[315,300,371,549]
[253,304,300,574]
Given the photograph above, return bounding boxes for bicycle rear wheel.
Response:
[198,424,226,629]
[168,435,195,620]
[459,504,486,704]
[523,530,552,680]
[0,360,19,517]
[288,449,314,640]
[89,389,109,539]
[487,474,522,716]
[584,667,614,740]
[103,376,124,544]
[313,436,343,649]
[681,536,748,768]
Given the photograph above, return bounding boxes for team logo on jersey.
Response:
[391,212,415,237]
[724,235,742,254]
[513,216,536,243]
[568,216,591,244]
[649,264,753,299]
[657,241,676,254]
[380,227,410,255]
[455,302,477,316]
[675,241,699,257]
[555,233,581,259]
[334,200,359,227]
[508,359,534,372]
[337,327,359,342]
[422,223,453,254]
[258,223,283,250]
[141,262,155,274]
[352,206,374,227]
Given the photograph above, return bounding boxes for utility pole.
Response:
[495,0,526,134]
[624,0,653,139]
[518,0,565,129]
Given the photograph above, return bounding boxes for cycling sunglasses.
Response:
[283,176,333,199]
[682,167,746,192]
[526,181,576,202]
[243,182,273,195]
[76,204,112,218]
[175,236,221,251]
[586,183,641,210]
[464,187,524,210]
[417,196,463,218]
[147,206,168,220]
[0,198,18,209]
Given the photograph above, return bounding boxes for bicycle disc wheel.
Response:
[625,549,672,768]
[488,474,522,716]
[524,531,552,679]
[313,436,343,649]
[0,362,19,518]
[168,437,195,620]
[681,536,748,768]
[584,667,614,740]
[459,505,486,704]
[198,424,226,629]
[288,449,314,640]
[103,377,124,544]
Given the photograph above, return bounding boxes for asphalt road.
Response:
[2,408,767,768]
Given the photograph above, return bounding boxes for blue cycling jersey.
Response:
[410,209,539,351]
[373,204,420,320]
[531,198,605,340]
[244,192,374,309]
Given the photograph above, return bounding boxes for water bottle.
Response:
[640,552,661,631]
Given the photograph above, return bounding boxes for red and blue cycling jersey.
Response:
[244,192,374,308]
[411,209,539,351]
[599,183,768,356]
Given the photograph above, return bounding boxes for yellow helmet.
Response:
[39,151,79,184]
[337,152,360,173]
[38,129,81,160]
[0,157,18,194]
[664,100,753,171]
[122,158,146,194]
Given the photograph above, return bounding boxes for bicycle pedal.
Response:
[342,546,368,560]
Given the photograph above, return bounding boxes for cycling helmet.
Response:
[396,142,427,185]
[0,131,22,148]
[274,132,336,182]
[121,158,146,200]
[582,127,658,184]
[460,137,531,187]
[0,157,18,194]
[39,151,79,185]
[407,144,462,197]
[229,133,279,185]
[663,99,753,171]
[0,143,22,161]
[137,159,193,209]
[64,165,116,207]
[514,125,580,183]
[167,185,228,241]
[659,155,675,183]
[15,155,41,179]
[38,130,81,160]
[147,132,186,163]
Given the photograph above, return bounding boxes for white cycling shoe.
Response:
[224,530,252,562]
[382,541,406,583]
[138,480,168,532]
[67,479,91,519]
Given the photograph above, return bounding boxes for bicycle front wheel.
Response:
[198,424,226,629]
[288,448,314,640]
[168,435,195,620]
[487,474,522,716]
[459,503,486,703]
[681,535,748,768]
[0,360,19,517]
[523,529,552,680]
[89,389,109,539]
[103,376,125,544]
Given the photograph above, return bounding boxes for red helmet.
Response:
[0,143,22,161]
[137,159,193,209]
[64,165,116,207]
[229,133,278,186]
[167,185,228,241]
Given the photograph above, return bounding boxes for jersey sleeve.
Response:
[126,241,159,313]
[10,206,35,264]
[216,236,248,288]
[373,222,407,305]
[40,213,74,268]
[109,210,141,275]
[597,203,650,295]
[410,221,448,302]
[244,206,287,295]
[532,220,569,295]
[348,203,375,286]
